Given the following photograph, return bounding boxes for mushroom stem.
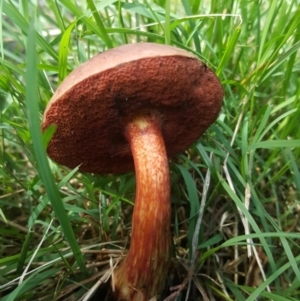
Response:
[114,113,171,301]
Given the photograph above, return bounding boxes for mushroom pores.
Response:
[42,43,223,174]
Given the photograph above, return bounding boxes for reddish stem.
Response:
[113,113,171,301]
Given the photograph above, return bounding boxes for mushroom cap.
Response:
[42,43,223,174]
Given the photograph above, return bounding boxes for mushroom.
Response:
[42,43,223,301]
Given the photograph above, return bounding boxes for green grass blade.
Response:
[176,164,200,254]
[0,0,3,60]
[59,0,112,48]
[257,0,277,64]
[164,0,171,45]
[248,140,300,151]
[1,268,59,301]
[217,23,241,76]
[180,0,201,52]
[58,21,76,82]
[86,0,113,48]
[25,21,86,274]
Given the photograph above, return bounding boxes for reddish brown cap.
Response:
[42,43,223,174]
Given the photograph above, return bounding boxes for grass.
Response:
[0,0,300,300]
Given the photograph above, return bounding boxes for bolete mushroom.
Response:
[42,43,223,301]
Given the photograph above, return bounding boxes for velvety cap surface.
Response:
[42,43,223,174]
